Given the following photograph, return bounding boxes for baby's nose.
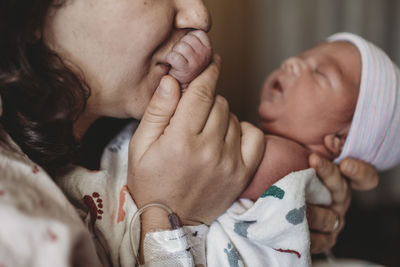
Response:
[281,57,309,76]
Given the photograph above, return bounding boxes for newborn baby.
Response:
[208,33,400,267]
[168,31,399,266]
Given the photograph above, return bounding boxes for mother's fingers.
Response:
[131,76,181,158]
[172,54,222,134]
[308,153,354,254]
[310,232,337,254]
[308,203,347,254]
[307,205,338,233]
[340,158,379,191]
[309,154,349,204]
[240,122,265,170]
[201,95,230,140]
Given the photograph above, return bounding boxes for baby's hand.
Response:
[167,30,212,89]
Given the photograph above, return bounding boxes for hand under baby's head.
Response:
[328,33,400,170]
[258,41,361,160]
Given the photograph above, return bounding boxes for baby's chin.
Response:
[257,89,284,123]
[257,109,277,133]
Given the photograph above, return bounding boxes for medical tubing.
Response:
[129,202,182,265]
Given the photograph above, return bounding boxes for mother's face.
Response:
[43,0,211,119]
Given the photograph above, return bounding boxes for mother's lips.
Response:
[156,62,171,75]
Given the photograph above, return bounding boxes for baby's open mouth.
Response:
[272,79,283,93]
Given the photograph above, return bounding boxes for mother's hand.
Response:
[307,154,379,254]
[128,55,264,227]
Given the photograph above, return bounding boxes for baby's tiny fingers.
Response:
[180,33,204,53]
[172,41,195,60]
[180,32,212,66]
[167,50,188,67]
[188,30,212,48]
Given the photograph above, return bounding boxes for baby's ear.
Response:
[323,133,346,157]
[323,125,351,157]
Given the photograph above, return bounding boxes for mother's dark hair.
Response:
[0,0,89,174]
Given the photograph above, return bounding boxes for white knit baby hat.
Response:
[328,32,400,171]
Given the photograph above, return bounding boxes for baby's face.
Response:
[258,42,361,153]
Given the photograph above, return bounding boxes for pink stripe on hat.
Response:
[328,33,400,171]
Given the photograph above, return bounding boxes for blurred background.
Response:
[204,0,400,266]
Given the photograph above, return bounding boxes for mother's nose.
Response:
[281,57,309,76]
[174,0,211,32]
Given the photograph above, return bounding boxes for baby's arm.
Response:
[166,30,212,88]
[240,135,310,201]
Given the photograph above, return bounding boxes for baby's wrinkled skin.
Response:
[166,30,212,88]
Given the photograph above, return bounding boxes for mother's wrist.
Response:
[139,205,179,262]
[141,208,172,232]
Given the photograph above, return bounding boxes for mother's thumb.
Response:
[130,76,180,158]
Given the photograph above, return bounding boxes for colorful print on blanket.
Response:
[207,168,332,267]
